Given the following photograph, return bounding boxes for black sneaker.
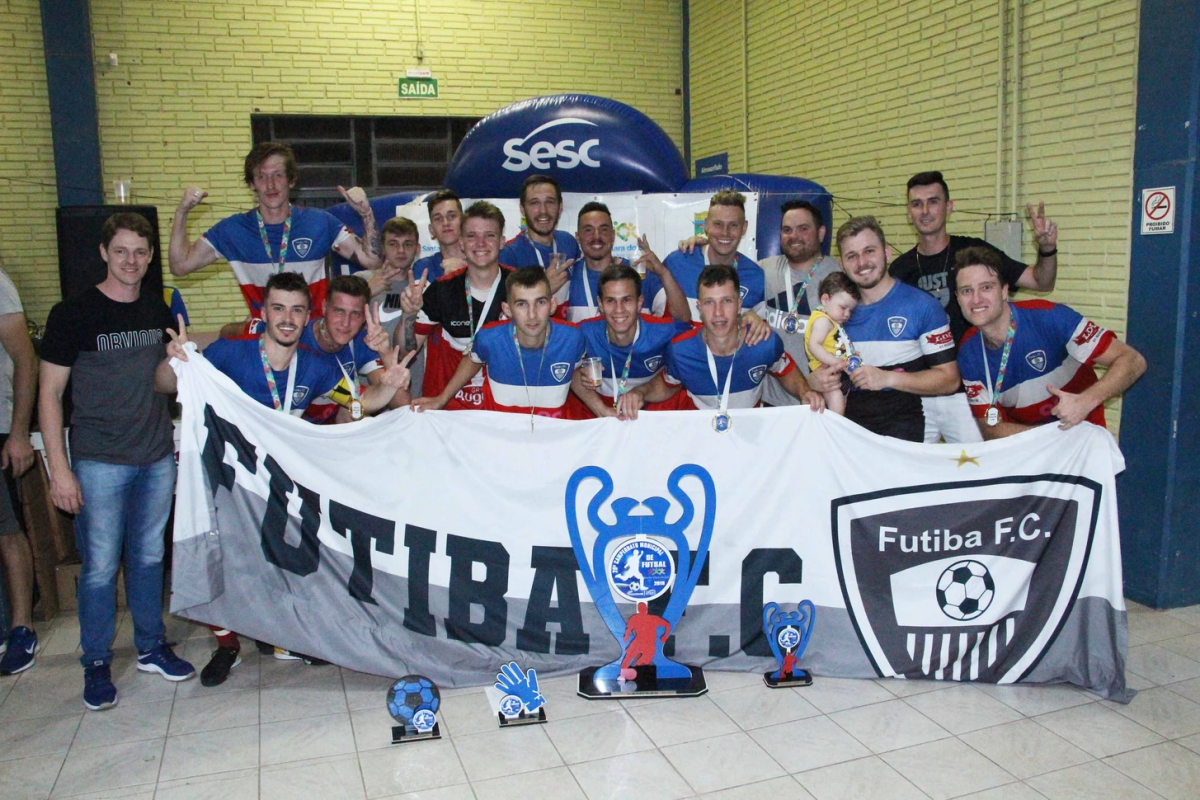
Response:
[83,661,118,711]
[254,639,274,655]
[300,654,328,666]
[200,647,242,687]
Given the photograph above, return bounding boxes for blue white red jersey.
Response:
[664,327,795,410]
[958,301,1115,428]
[202,206,351,317]
[295,320,383,424]
[469,318,586,418]
[411,252,447,283]
[842,279,956,430]
[563,259,665,322]
[654,247,765,318]
[578,315,679,399]
[203,335,342,417]
[500,230,583,305]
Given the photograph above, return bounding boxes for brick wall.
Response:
[7,0,684,328]
[689,0,1139,431]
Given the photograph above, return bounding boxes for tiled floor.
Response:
[4,601,1200,799]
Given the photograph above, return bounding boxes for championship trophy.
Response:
[486,660,548,727]
[387,674,442,743]
[763,601,816,688]
[566,464,713,698]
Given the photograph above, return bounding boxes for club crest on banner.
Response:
[831,477,1100,684]
[291,238,313,259]
[551,362,570,382]
[565,464,713,695]
[748,365,767,384]
[888,316,908,337]
[644,355,663,373]
[1026,350,1047,372]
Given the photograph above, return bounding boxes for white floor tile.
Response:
[544,707,654,764]
[159,724,258,782]
[370,786,475,800]
[1103,684,1200,738]
[798,677,895,714]
[0,713,80,761]
[472,765,586,800]
[1104,741,1200,800]
[875,677,956,698]
[959,718,1091,779]
[660,730,785,794]
[570,750,693,800]
[1026,760,1161,800]
[438,690,506,737]
[881,737,1015,800]
[708,683,822,730]
[52,738,164,796]
[903,684,1023,734]
[154,768,259,800]
[1126,644,1200,685]
[259,711,356,766]
[974,682,1094,717]
[350,704,405,752]
[1158,632,1200,662]
[1127,611,1200,645]
[168,688,260,736]
[626,695,739,747]
[259,678,349,723]
[795,755,929,800]
[0,753,65,800]
[749,715,872,774]
[358,742,468,798]
[260,753,365,800]
[828,698,950,753]
[1034,702,1165,758]
[954,784,1046,800]
[73,698,172,749]
[699,775,816,799]
[452,724,563,783]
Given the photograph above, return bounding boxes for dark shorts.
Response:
[0,434,24,537]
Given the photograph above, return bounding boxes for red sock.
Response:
[209,626,241,650]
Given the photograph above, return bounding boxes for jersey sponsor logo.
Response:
[550,362,571,382]
[1074,321,1099,346]
[95,329,164,350]
[964,381,985,400]
[888,316,908,337]
[1026,350,1047,372]
[292,386,311,406]
[502,119,601,172]
[292,238,313,259]
[643,355,663,373]
[748,365,767,384]
[926,330,953,347]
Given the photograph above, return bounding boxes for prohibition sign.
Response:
[1145,191,1171,221]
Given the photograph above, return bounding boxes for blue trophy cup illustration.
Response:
[763,601,816,687]
[566,464,713,698]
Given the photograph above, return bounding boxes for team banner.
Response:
[171,355,1131,699]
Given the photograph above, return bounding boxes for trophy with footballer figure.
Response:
[763,601,816,687]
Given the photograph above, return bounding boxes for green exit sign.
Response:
[399,77,439,99]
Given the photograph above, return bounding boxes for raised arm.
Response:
[331,186,382,270]
[169,187,222,276]
[1015,201,1058,292]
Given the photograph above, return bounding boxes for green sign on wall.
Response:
[399,77,439,99]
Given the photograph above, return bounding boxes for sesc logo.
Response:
[502,119,601,172]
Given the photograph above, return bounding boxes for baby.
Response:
[804,272,861,415]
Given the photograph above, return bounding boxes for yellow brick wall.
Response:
[0,0,60,328]
[8,0,683,328]
[690,0,1139,432]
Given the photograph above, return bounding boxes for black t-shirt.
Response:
[889,235,1027,343]
[41,286,177,465]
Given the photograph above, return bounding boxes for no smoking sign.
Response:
[1141,186,1176,235]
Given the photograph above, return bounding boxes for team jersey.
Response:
[469,318,586,418]
[500,230,582,304]
[578,314,680,399]
[958,301,1114,428]
[414,267,512,408]
[563,259,665,322]
[664,327,795,410]
[164,286,189,326]
[654,247,765,318]
[411,252,448,283]
[202,206,352,317]
[842,279,957,435]
[294,320,384,424]
[203,335,343,417]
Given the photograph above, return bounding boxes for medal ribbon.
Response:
[981,309,1017,416]
[258,335,298,413]
[513,323,550,428]
[463,272,501,353]
[607,319,639,407]
[784,261,819,318]
[256,207,292,273]
[704,336,738,415]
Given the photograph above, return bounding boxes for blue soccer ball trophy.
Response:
[763,601,816,688]
[387,674,442,743]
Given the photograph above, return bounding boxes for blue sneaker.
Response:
[137,643,195,681]
[83,662,118,711]
[0,627,37,675]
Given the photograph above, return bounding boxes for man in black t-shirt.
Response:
[888,170,1060,442]
[39,213,195,711]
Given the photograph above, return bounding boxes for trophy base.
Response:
[498,707,547,728]
[391,722,442,744]
[763,669,813,688]
[577,664,707,699]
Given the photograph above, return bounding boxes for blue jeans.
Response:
[74,455,175,665]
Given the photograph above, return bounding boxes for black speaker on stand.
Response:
[54,205,164,301]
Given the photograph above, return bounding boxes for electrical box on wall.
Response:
[984,220,1023,261]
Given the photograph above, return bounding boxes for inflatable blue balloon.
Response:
[445,94,688,197]
[680,174,833,258]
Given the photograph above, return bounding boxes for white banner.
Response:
[172,355,1129,697]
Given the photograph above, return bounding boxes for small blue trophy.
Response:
[763,601,816,688]
[387,674,442,743]
[492,660,548,727]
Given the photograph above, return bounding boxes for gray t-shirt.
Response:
[0,270,24,434]
[40,287,175,465]
[753,254,842,406]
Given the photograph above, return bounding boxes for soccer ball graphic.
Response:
[936,560,995,621]
[387,675,441,726]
